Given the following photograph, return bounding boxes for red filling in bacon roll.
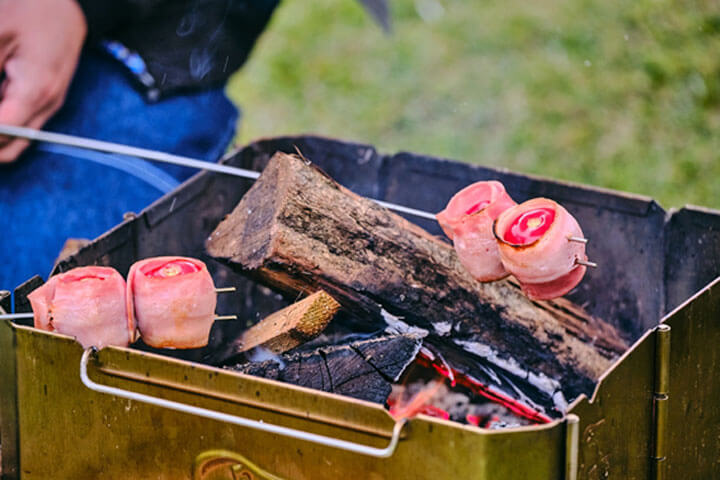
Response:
[127,256,216,349]
[494,198,587,300]
[436,181,516,281]
[27,266,131,349]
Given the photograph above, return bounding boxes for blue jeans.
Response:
[0,51,239,290]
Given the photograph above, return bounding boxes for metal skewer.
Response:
[0,124,437,221]
[2,285,236,322]
[2,290,237,320]
[576,259,597,268]
[0,124,600,269]
[1,312,242,322]
[0,124,261,179]
[215,287,236,293]
[0,313,34,321]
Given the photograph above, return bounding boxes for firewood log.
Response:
[227,333,423,404]
[207,152,628,400]
[235,290,340,355]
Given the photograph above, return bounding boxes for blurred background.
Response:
[227,0,720,210]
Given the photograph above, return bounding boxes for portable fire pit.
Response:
[2,135,720,479]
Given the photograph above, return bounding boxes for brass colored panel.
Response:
[0,321,20,479]
[663,277,720,478]
[8,324,566,479]
[569,276,720,479]
[6,278,720,478]
[194,450,285,480]
[569,328,656,479]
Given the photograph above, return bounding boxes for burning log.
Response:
[233,290,340,355]
[206,152,628,401]
[227,333,423,404]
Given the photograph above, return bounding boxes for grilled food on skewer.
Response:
[436,181,517,281]
[27,266,132,349]
[127,256,217,349]
[494,198,588,300]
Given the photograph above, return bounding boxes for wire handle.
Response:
[80,348,405,458]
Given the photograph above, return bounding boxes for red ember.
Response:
[416,351,552,424]
[388,380,445,422]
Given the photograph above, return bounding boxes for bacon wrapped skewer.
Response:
[493,198,588,300]
[127,256,217,349]
[27,266,132,349]
[436,181,517,281]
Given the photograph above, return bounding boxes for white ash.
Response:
[455,340,566,413]
[432,321,453,336]
[246,346,286,370]
[392,381,530,428]
[381,308,428,338]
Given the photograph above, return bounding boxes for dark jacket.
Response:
[76,0,280,98]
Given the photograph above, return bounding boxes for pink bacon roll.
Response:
[493,198,588,300]
[436,181,515,239]
[128,256,217,349]
[436,181,516,281]
[27,266,131,349]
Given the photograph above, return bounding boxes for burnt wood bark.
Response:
[227,334,423,404]
[207,152,628,399]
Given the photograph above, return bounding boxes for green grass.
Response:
[227,0,720,209]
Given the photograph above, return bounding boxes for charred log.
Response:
[227,334,423,404]
[207,152,628,400]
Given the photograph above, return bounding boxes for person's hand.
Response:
[0,0,87,163]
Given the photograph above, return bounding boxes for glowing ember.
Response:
[141,259,202,278]
[466,414,481,427]
[415,352,552,424]
[387,349,552,427]
[388,380,445,421]
[417,404,450,420]
[504,207,555,245]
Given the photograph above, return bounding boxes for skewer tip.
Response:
[214,315,238,321]
[215,287,236,294]
[0,312,35,321]
[576,259,597,268]
[567,236,588,244]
